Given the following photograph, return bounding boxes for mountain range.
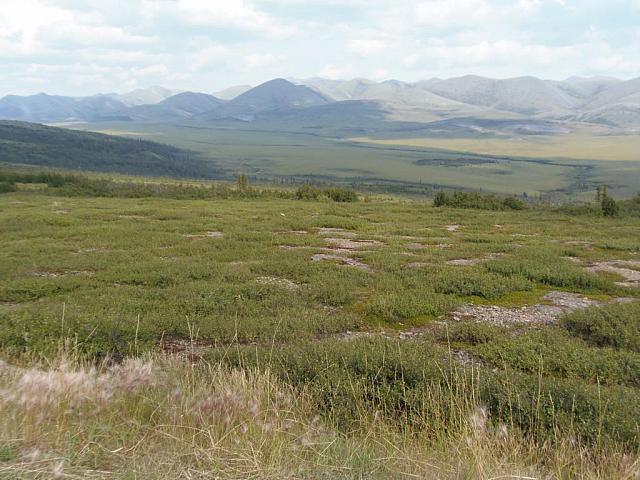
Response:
[1,75,639,130]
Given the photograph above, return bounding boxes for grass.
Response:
[352,131,640,162]
[2,349,638,479]
[1,171,640,477]
[71,120,640,197]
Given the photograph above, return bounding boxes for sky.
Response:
[1,0,639,96]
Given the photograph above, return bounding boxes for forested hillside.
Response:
[0,121,222,179]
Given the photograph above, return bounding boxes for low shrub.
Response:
[432,191,525,210]
[442,323,508,346]
[0,181,16,193]
[295,184,322,200]
[360,292,457,324]
[433,270,534,299]
[485,251,613,292]
[561,302,640,353]
[210,338,640,448]
[324,187,358,202]
[474,328,640,387]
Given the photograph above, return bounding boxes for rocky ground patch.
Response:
[450,291,632,326]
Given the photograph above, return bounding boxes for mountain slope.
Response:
[583,77,640,110]
[424,75,578,116]
[110,86,176,106]
[0,121,222,178]
[213,85,253,100]
[298,78,375,101]
[205,79,331,120]
[577,77,640,127]
[125,92,225,120]
[160,92,224,113]
[0,94,129,123]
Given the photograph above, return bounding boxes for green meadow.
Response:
[1,175,640,478]
[76,121,640,198]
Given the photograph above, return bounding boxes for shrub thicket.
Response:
[433,191,525,210]
[561,302,640,353]
[0,181,17,193]
[294,185,359,202]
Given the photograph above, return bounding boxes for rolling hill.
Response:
[0,121,222,179]
[0,93,130,123]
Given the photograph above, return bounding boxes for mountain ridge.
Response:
[1,76,639,129]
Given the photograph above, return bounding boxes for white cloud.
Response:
[191,45,232,70]
[319,63,357,80]
[0,0,152,55]
[0,0,639,95]
[243,53,284,69]
[145,0,297,37]
[347,38,389,57]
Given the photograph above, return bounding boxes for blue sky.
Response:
[1,0,639,96]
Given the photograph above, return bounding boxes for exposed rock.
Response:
[450,291,602,326]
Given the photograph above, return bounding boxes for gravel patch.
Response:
[450,291,603,326]
[587,261,640,287]
[446,259,478,266]
[324,238,382,250]
[311,253,372,271]
[256,276,300,291]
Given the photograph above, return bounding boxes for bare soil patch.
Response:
[446,259,478,266]
[564,240,593,246]
[256,276,300,291]
[73,248,111,255]
[316,228,357,238]
[311,253,372,271]
[404,262,431,269]
[277,245,314,251]
[446,253,505,266]
[587,261,640,287]
[184,231,224,239]
[27,270,94,278]
[324,238,382,250]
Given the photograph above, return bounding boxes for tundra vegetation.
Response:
[1,167,639,479]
